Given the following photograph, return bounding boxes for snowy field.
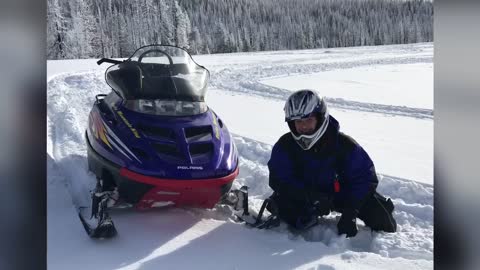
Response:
[47,43,433,270]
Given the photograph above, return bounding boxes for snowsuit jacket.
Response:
[268,116,378,211]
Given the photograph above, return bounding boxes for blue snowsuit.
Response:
[268,116,380,223]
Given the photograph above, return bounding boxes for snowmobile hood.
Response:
[87,100,238,180]
[105,45,209,102]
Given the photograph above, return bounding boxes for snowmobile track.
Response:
[211,55,433,119]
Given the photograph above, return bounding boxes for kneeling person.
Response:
[267,89,397,237]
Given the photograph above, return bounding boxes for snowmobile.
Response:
[80,45,248,238]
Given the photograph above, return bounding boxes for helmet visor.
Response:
[290,115,329,150]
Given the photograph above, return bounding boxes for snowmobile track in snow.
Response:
[211,55,433,120]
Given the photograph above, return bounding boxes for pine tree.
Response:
[174,0,191,49]
[189,27,203,54]
[47,0,433,59]
[47,0,68,59]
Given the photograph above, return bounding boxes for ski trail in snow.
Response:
[324,97,432,119]
[210,55,432,119]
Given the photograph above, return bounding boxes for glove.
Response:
[337,210,358,238]
[310,199,331,216]
[308,190,332,216]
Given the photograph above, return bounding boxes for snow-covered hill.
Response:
[47,43,433,270]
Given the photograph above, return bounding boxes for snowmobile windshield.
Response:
[105,45,210,116]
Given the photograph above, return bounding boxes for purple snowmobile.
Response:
[79,45,251,238]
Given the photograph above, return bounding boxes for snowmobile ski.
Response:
[225,188,320,232]
[236,197,281,229]
[223,186,281,229]
[78,207,117,239]
[77,182,118,239]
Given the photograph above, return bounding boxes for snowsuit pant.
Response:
[269,191,397,232]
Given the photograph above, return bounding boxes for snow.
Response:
[261,63,433,109]
[47,43,433,270]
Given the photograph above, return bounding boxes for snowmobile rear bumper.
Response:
[86,131,238,209]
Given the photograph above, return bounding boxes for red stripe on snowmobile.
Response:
[119,167,239,209]
[119,167,239,187]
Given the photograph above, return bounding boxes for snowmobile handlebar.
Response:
[97,58,123,65]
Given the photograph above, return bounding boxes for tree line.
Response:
[47,0,433,59]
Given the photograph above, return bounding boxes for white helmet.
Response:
[284,89,329,150]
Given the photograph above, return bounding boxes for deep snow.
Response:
[47,43,433,270]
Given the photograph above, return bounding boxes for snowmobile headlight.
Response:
[126,99,207,116]
[138,100,156,114]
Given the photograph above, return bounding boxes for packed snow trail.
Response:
[201,43,433,119]
[47,43,433,269]
[211,59,433,119]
